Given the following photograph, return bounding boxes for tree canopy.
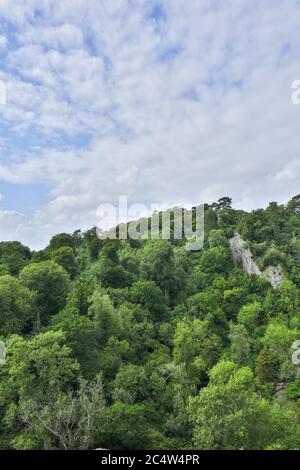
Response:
[0,196,300,450]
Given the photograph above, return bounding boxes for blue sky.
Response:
[0,0,300,249]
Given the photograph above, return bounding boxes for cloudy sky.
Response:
[0,0,300,249]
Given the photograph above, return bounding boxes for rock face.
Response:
[263,266,285,289]
[230,233,262,276]
[230,233,284,289]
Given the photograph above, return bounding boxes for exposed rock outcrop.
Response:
[263,265,285,289]
[230,233,284,289]
[230,233,261,276]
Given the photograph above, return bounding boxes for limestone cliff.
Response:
[230,233,284,289]
[230,233,261,276]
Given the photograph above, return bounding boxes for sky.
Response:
[0,0,300,250]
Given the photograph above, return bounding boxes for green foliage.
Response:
[88,290,119,346]
[49,233,75,251]
[238,301,265,335]
[260,323,300,381]
[0,241,31,275]
[285,378,300,401]
[68,271,98,315]
[199,246,233,276]
[50,307,99,377]
[51,246,79,278]
[228,323,252,366]
[0,275,35,336]
[100,402,159,450]
[174,318,221,384]
[0,264,10,276]
[20,261,71,328]
[140,240,176,295]
[13,375,106,450]
[0,331,79,403]
[94,253,132,288]
[1,196,300,449]
[188,361,300,450]
[112,364,148,404]
[130,280,167,320]
[116,303,156,363]
[208,229,229,248]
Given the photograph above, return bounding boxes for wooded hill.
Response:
[1,195,300,449]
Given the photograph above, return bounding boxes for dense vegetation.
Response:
[1,196,300,450]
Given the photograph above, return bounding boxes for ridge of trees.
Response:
[1,196,300,449]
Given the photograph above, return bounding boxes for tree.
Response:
[0,275,35,336]
[228,323,252,366]
[204,208,218,239]
[51,246,78,279]
[189,361,256,449]
[287,195,300,215]
[2,196,300,450]
[188,361,300,450]
[238,301,264,335]
[116,303,156,363]
[88,290,119,347]
[0,241,31,276]
[259,323,300,381]
[0,331,79,405]
[186,287,223,317]
[223,287,248,321]
[261,246,285,270]
[208,230,229,248]
[100,402,158,450]
[68,271,98,316]
[112,364,148,405]
[217,197,232,210]
[0,264,9,276]
[174,318,221,385]
[72,230,83,248]
[20,261,71,329]
[199,246,233,276]
[94,254,132,288]
[49,233,75,251]
[263,280,300,322]
[50,306,99,377]
[255,348,279,383]
[140,240,175,296]
[14,375,106,450]
[291,238,300,268]
[83,228,102,260]
[130,280,167,320]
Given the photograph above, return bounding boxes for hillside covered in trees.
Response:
[1,196,300,450]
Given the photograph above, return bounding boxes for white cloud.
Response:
[18,23,84,50]
[273,160,300,182]
[0,210,28,242]
[0,0,300,248]
[0,35,8,50]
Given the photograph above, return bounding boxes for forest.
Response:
[1,195,300,450]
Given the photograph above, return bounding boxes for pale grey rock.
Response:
[230,233,284,289]
[263,265,284,289]
[230,233,262,276]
